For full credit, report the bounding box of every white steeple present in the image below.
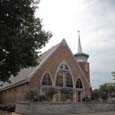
[74,30,89,62]
[78,30,82,53]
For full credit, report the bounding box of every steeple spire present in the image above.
[78,30,82,53]
[74,30,89,62]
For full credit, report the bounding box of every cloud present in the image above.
[81,1,115,89]
[91,71,113,89]
[36,0,115,88]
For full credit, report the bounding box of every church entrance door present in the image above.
[77,91,82,102]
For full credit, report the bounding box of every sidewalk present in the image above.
[11,111,115,115]
[68,111,115,115]
[12,113,22,115]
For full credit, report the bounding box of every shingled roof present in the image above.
[0,41,61,91]
[0,39,91,91]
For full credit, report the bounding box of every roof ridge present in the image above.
[0,39,65,91]
[27,41,62,81]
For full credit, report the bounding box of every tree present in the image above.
[99,83,115,99]
[91,89,99,100]
[99,84,108,101]
[0,0,52,82]
[91,83,115,102]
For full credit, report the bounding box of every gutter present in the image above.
[0,79,28,92]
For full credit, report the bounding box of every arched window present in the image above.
[76,79,83,88]
[42,73,52,85]
[66,72,73,87]
[56,64,73,87]
[56,70,63,86]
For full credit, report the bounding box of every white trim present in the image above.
[26,39,90,88]
[54,61,75,88]
[40,71,53,95]
[0,39,90,93]
[40,71,53,86]
[64,42,91,88]
[76,77,84,89]
[0,39,63,92]
[27,43,61,82]
[0,79,27,92]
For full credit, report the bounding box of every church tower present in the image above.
[74,30,90,83]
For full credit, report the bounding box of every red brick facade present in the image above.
[0,40,90,104]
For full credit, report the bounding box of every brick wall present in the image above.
[0,84,29,104]
[29,44,90,97]
[0,43,91,104]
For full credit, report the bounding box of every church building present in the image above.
[0,31,90,104]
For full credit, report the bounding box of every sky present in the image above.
[35,0,115,89]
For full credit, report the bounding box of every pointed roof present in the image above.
[0,39,90,91]
[0,41,61,91]
[78,30,82,53]
[75,30,89,58]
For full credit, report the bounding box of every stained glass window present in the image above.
[42,73,52,85]
[76,79,82,88]
[56,64,73,87]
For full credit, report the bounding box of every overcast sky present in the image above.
[36,0,115,89]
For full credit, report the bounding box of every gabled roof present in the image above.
[0,39,90,92]
[0,41,61,91]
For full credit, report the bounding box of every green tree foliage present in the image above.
[61,88,74,94]
[45,88,57,100]
[26,89,46,102]
[91,83,115,101]
[91,89,100,100]
[99,83,115,99]
[26,89,40,102]
[0,0,52,82]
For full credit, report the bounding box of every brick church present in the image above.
[0,31,91,104]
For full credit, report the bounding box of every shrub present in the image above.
[45,88,57,100]
[38,95,46,102]
[61,88,74,94]
[25,89,40,102]
[0,105,15,112]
